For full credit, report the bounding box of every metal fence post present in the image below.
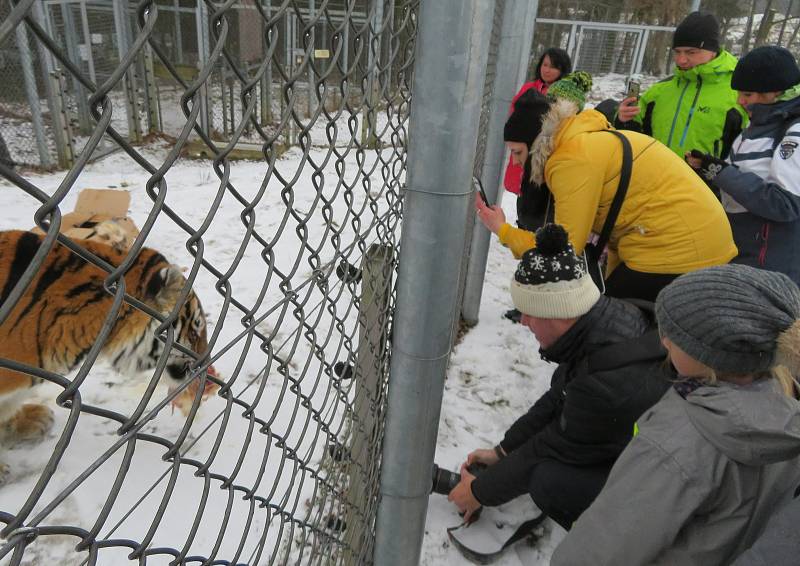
[373,1,494,565]
[15,21,52,168]
[307,0,315,118]
[461,0,538,325]
[142,45,161,133]
[78,0,97,85]
[361,0,383,149]
[59,0,92,134]
[50,69,76,168]
[261,0,273,125]
[635,28,650,75]
[343,243,393,565]
[113,0,142,142]
[195,0,211,135]
[32,1,70,168]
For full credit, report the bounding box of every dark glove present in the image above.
[689,149,727,182]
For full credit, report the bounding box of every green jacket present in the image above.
[625,51,747,158]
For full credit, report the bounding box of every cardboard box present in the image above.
[33,189,139,251]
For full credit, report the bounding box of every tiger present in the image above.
[0,229,217,477]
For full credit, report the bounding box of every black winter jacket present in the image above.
[471,296,672,507]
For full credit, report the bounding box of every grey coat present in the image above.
[551,379,800,566]
[731,495,800,566]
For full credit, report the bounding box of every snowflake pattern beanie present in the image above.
[510,224,600,319]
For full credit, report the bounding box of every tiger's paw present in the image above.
[2,404,54,445]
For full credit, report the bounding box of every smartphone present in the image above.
[626,80,641,100]
[473,176,490,206]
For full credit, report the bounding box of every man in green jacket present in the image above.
[616,11,747,159]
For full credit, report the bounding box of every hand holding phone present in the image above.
[617,80,642,122]
[626,80,640,100]
[473,177,491,206]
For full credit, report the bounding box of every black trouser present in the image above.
[527,460,611,530]
[604,263,680,303]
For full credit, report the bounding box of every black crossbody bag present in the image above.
[584,130,633,293]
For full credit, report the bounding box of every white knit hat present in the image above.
[510,224,600,319]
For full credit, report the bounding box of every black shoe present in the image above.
[504,308,522,323]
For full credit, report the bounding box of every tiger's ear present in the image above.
[145,265,185,311]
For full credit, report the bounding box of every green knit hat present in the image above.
[548,71,593,111]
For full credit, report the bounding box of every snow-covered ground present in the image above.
[0,71,644,565]
[0,135,404,564]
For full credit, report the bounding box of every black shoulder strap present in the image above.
[595,130,634,254]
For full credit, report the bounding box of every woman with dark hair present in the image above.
[532,47,572,93]
[504,48,573,205]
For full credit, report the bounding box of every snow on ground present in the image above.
[0,71,656,564]
[419,199,568,565]
[0,144,563,565]
[0,136,400,564]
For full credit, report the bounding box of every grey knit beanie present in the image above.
[656,264,800,375]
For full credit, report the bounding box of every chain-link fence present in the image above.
[2,0,406,170]
[0,0,417,563]
[0,0,55,168]
[531,18,676,79]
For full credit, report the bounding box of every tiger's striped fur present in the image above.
[0,230,211,450]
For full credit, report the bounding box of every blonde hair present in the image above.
[687,365,799,398]
[662,319,800,398]
[664,353,800,398]
[770,365,800,398]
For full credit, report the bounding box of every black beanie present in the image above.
[672,11,720,53]
[504,89,552,145]
[732,46,800,93]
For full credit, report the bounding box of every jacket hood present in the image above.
[674,49,738,84]
[686,379,800,465]
[528,100,610,185]
[749,91,800,126]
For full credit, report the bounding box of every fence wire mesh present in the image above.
[0,0,417,563]
[531,20,675,78]
[0,0,53,168]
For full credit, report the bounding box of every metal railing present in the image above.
[0,0,417,563]
[532,18,676,78]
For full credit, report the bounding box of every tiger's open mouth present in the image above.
[166,364,220,415]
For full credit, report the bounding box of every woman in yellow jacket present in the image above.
[478,90,737,301]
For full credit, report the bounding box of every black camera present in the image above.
[431,462,487,495]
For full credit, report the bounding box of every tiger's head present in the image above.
[138,264,218,407]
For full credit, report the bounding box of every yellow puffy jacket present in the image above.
[498,102,737,275]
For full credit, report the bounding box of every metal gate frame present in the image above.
[537,17,675,77]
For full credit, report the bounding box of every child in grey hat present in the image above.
[552,263,800,566]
